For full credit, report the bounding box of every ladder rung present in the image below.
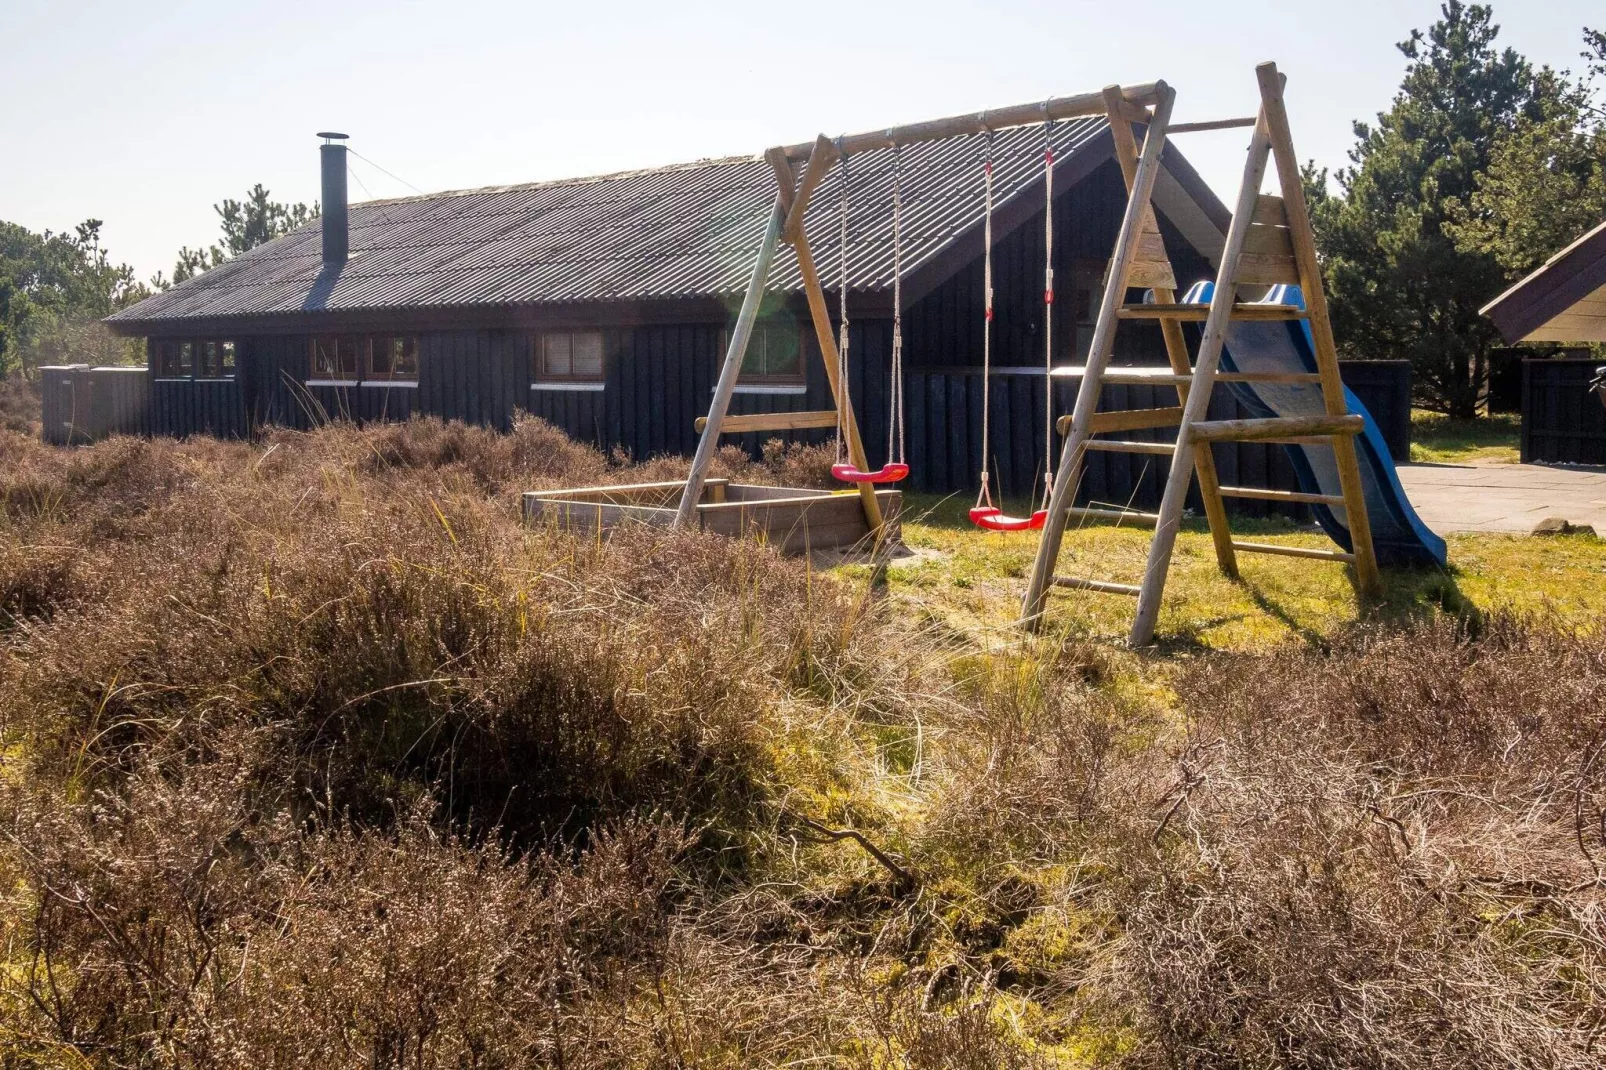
[1066,506,1159,526]
[1215,371,1323,384]
[695,410,840,433]
[1053,575,1142,596]
[1232,541,1356,564]
[1218,485,1345,506]
[1115,303,1308,322]
[1075,406,1185,434]
[1190,415,1363,443]
[1168,116,1259,134]
[1084,439,1176,456]
[1055,366,1191,385]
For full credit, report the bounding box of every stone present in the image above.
[1531,517,1597,537]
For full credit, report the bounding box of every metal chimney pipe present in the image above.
[318,132,349,266]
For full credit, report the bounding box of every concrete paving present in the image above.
[1396,462,1606,535]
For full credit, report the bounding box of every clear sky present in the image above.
[1,0,1597,282]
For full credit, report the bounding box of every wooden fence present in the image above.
[38,365,149,445]
[1523,358,1606,464]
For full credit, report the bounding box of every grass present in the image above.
[881,493,1606,653]
[1,418,1604,1068]
[1410,408,1522,464]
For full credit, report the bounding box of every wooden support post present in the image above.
[793,231,884,537]
[676,196,785,529]
[1098,85,1238,580]
[1021,82,1176,629]
[1128,110,1276,647]
[1255,62,1381,596]
[788,136,883,537]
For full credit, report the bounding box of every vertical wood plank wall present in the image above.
[1522,358,1606,464]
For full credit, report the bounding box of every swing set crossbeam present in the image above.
[776,83,1163,159]
[695,410,841,434]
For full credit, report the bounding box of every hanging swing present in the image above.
[969,118,1058,531]
[831,142,910,485]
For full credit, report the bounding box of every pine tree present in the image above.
[1445,28,1606,278]
[1313,2,1542,418]
[165,185,315,286]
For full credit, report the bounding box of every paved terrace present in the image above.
[1397,463,1606,535]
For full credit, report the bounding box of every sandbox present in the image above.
[522,479,901,555]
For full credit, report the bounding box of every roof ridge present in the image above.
[354,153,760,208]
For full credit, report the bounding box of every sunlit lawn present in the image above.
[862,492,1606,655]
[1410,409,1521,465]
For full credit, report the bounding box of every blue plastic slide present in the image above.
[1181,281,1447,567]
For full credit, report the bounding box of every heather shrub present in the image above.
[1090,617,1606,1069]
[0,374,39,435]
[3,421,1604,1068]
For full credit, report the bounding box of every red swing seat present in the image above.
[831,462,910,485]
[968,506,1047,531]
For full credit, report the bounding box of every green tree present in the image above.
[0,219,148,378]
[1311,2,1544,418]
[161,184,314,287]
[1445,28,1606,277]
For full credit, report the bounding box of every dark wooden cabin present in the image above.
[94,121,1405,504]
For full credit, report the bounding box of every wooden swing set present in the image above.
[525,61,1382,645]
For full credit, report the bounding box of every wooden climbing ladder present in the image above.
[1021,62,1383,646]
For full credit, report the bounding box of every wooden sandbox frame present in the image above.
[523,479,901,555]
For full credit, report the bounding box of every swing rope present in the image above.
[888,141,906,467]
[968,111,1059,532]
[830,140,910,486]
[1041,113,1055,511]
[835,139,851,468]
[975,128,996,512]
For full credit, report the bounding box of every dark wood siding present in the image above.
[38,365,149,445]
[904,160,1215,371]
[1523,358,1606,464]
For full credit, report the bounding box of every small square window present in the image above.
[310,335,359,380]
[537,331,604,381]
[367,335,419,380]
[733,324,804,383]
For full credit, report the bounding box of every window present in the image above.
[367,335,419,380]
[537,331,604,381]
[154,338,234,378]
[154,340,183,377]
[735,323,804,383]
[197,340,235,378]
[310,335,361,381]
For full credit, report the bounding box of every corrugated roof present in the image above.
[110,119,1110,326]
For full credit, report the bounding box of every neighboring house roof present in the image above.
[1482,218,1606,343]
[108,118,1229,332]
